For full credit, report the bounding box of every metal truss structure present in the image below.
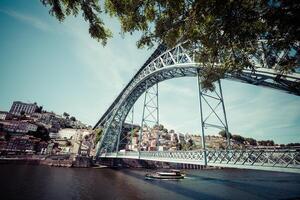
[138,83,159,151]
[100,149,300,174]
[197,74,231,165]
[126,107,134,151]
[94,43,300,172]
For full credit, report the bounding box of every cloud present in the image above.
[60,17,148,91]
[160,80,195,98]
[223,85,300,142]
[0,9,50,31]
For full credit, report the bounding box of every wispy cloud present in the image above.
[61,18,145,90]
[0,9,50,31]
[223,85,300,143]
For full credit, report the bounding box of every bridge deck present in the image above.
[100,149,300,174]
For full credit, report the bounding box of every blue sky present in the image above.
[0,0,299,144]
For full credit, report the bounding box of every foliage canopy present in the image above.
[94,128,103,144]
[41,0,299,89]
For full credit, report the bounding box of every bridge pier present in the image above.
[138,82,159,155]
[197,69,207,166]
[197,69,231,166]
[218,79,230,147]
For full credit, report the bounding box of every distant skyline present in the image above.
[0,0,299,144]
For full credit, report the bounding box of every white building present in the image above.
[158,146,168,151]
[71,129,93,155]
[26,123,38,132]
[9,101,38,116]
[0,111,10,120]
[49,132,59,139]
[59,146,71,154]
[58,128,77,139]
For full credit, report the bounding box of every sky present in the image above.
[0,0,299,144]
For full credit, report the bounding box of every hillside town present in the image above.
[0,101,96,167]
[122,125,288,152]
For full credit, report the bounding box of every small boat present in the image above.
[145,170,185,180]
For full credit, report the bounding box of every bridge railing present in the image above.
[207,149,300,169]
[140,150,205,161]
[99,149,300,173]
[100,151,139,158]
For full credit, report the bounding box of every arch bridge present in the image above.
[94,43,300,174]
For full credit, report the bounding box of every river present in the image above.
[0,165,299,200]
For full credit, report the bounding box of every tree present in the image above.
[187,138,194,147]
[157,124,164,131]
[42,0,299,90]
[258,140,275,146]
[173,135,179,144]
[40,0,112,45]
[245,137,257,146]
[94,128,103,144]
[287,143,300,147]
[131,127,139,137]
[182,138,194,150]
[5,133,11,141]
[176,142,182,150]
[218,130,232,139]
[232,134,245,144]
[70,116,76,121]
[66,141,72,146]
[35,106,43,113]
[28,125,50,141]
[63,112,70,119]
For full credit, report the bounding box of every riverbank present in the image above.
[0,156,221,170]
[0,155,91,168]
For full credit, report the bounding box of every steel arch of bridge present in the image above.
[95,43,300,173]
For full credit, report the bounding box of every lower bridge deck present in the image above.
[99,149,300,174]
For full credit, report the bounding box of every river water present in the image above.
[0,165,299,200]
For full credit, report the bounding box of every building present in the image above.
[0,131,7,152]
[171,132,178,143]
[70,129,93,155]
[0,121,28,134]
[49,132,59,139]
[0,121,38,134]
[58,146,71,154]
[57,128,77,139]
[6,135,36,153]
[0,111,12,120]
[177,133,185,144]
[36,141,48,154]
[189,135,202,146]
[46,143,55,154]
[26,123,38,132]
[9,101,38,116]
[205,135,226,149]
[158,146,168,151]
[0,141,7,151]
